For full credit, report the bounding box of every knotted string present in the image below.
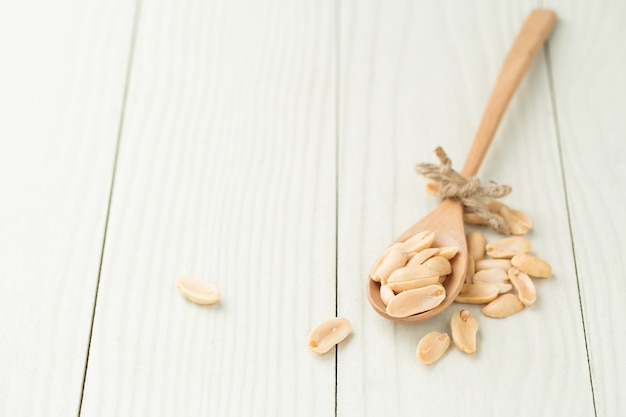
[415,147,512,234]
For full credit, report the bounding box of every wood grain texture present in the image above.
[545,1,626,415]
[337,1,594,416]
[0,1,135,416]
[79,0,336,416]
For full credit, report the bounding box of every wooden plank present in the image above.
[545,1,626,415]
[337,1,595,415]
[79,0,337,415]
[0,1,136,416]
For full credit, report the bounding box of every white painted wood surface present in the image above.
[0,1,135,415]
[79,0,337,416]
[1,1,624,416]
[545,1,626,416]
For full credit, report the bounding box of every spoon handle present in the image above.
[460,9,557,177]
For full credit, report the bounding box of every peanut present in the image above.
[467,231,486,261]
[175,276,220,305]
[473,268,508,284]
[455,283,499,304]
[406,247,439,267]
[450,310,478,354]
[402,231,436,253]
[386,284,446,318]
[308,317,352,355]
[422,256,452,277]
[511,254,552,278]
[416,331,450,364]
[482,294,524,318]
[486,200,532,235]
[386,265,439,293]
[475,258,512,272]
[485,236,531,259]
[370,242,410,283]
[508,267,536,306]
[438,246,459,260]
[379,284,395,306]
[466,256,475,284]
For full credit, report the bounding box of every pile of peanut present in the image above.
[369,231,458,318]
[460,232,551,315]
[416,230,552,365]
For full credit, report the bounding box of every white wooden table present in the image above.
[1,1,624,416]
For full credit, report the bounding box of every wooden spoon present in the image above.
[367,9,557,323]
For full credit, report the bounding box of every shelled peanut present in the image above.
[455,231,552,318]
[369,231,458,318]
[416,309,478,365]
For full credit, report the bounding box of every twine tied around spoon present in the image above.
[415,146,512,235]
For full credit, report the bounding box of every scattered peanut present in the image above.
[467,231,486,261]
[508,267,536,306]
[511,254,552,278]
[485,236,531,259]
[450,310,478,354]
[175,276,220,305]
[482,294,524,318]
[416,332,450,364]
[475,258,512,272]
[466,256,475,284]
[308,317,352,355]
[455,283,499,304]
[473,268,508,284]
[473,268,512,294]
[486,200,532,235]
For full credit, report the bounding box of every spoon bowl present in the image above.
[367,199,467,322]
[366,9,557,323]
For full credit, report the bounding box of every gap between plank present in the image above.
[76,0,143,415]
[334,1,341,417]
[543,42,598,417]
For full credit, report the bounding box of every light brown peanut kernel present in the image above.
[386,265,439,293]
[386,284,446,318]
[466,256,475,284]
[380,284,395,306]
[475,258,512,272]
[422,256,452,277]
[485,237,531,259]
[402,231,436,253]
[486,200,532,235]
[473,268,508,284]
[406,247,439,267]
[455,283,499,304]
[416,331,450,364]
[450,310,478,354]
[508,267,536,306]
[482,294,524,318]
[370,242,410,283]
[308,317,352,355]
[175,276,221,305]
[438,246,459,260]
[467,231,486,261]
[511,254,552,278]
